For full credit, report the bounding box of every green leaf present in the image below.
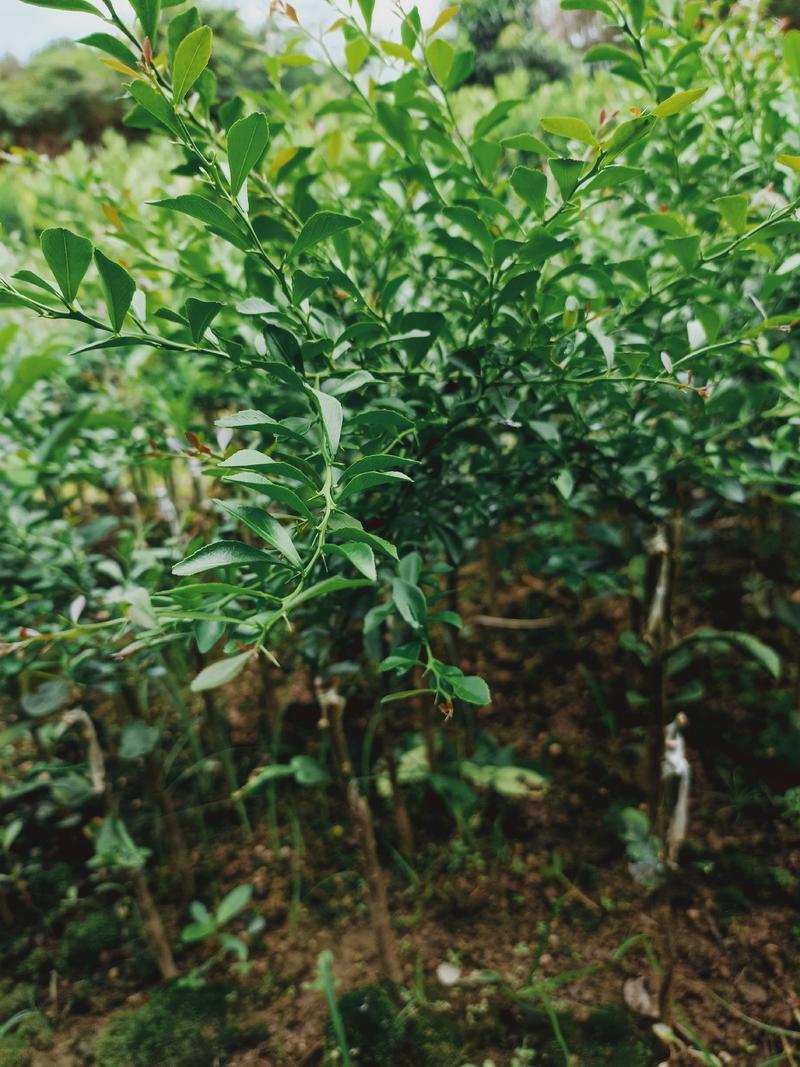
[541,115,598,146]
[288,577,372,608]
[451,675,491,705]
[561,0,613,14]
[392,577,427,629]
[714,194,748,235]
[172,25,212,103]
[79,33,139,68]
[172,540,278,576]
[777,154,800,172]
[215,501,302,567]
[426,38,454,85]
[289,755,332,787]
[501,133,553,156]
[510,166,547,215]
[168,6,200,64]
[784,29,800,82]
[21,679,70,717]
[445,47,474,90]
[190,651,251,692]
[582,165,643,192]
[20,0,101,13]
[40,228,92,304]
[130,0,160,41]
[216,884,253,924]
[94,250,135,332]
[549,157,584,201]
[652,86,709,118]
[664,234,701,272]
[90,817,149,871]
[181,918,217,942]
[221,473,314,522]
[119,721,160,760]
[128,81,182,136]
[237,765,294,797]
[345,37,370,75]
[554,469,574,500]
[677,630,781,679]
[310,387,343,455]
[583,43,636,64]
[327,541,377,580]
[334,526,398,560]
[338,470,412,499]
[288,211,362,259]
[227,112,269,195]
[356,0,375,29]
[185,298,223,342]
[150,195,247,248]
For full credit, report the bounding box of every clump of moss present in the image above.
[403,1006,462,1067]
[541,1003,653,1067]
[57,910,121,973]
[329,985,403,1066]
[27,862,73,909]
[0,1034,29,1067]
[0,981,35,1020]
[94,983,243,1067]
[0,1013,53,1067]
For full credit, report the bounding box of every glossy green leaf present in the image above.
[40,228,92,304]
[714,194,748,235]
[227,112,269,195]
[426,38,454,85]
[172,26,212,103]
[288,211,362,259]
[150,195,246,247]
[549,157,584,201]
[185,298,223,342]
[391,577,427,629]
[541,115,597,146]
[652,86,709,118]
[501,133,553,156]
[215,500,302,567]
[172,540,278,576]
[310,387,343,456]
[130,0,160,41]
[190,651,251,692]
[128,81,182,136]
[94,250,135,332]
[20,0,101,13]
[79,33,139,68]
[451,675,491,705]
[327,541,376,580]
[510,166,547,215]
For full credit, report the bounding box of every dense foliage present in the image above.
[1,0,800,1062]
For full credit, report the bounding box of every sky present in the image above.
[2,0,442,60]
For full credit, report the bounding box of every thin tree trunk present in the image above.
[145,753,194,901]
[132,869,178,980]
[319,679,402,984]
[347,780,402,983]
[642,515,682,1024]
[381,718,414,858]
